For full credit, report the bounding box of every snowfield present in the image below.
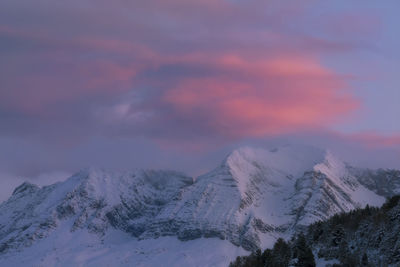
[1,227,247,267]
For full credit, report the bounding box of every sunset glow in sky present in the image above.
[1,0,400,183]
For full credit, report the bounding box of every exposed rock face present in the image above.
[350,167,400,197]
[0,145,398,256]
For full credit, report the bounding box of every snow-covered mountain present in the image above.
[0,145,398,266]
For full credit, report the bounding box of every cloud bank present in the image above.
[0,0,399,180]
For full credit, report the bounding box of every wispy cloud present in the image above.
[0,0,366,144]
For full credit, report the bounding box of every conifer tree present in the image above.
[361,252,369,266]
[295,233,316,267]
[272,238,291,267]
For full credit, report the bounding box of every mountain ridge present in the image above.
[0,145,399,266]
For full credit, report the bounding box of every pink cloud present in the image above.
[162,54,358,138]
[348,132,400,147]
[0,21,360,140]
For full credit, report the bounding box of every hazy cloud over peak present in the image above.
[0,0,399,184]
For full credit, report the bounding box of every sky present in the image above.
[1,0,400,200]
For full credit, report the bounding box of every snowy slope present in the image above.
[0,227,247,267]
[0,145,398,266]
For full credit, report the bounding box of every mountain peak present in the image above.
[11,181,39,196]
[59,167,194,207]
[223,144,329,179]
